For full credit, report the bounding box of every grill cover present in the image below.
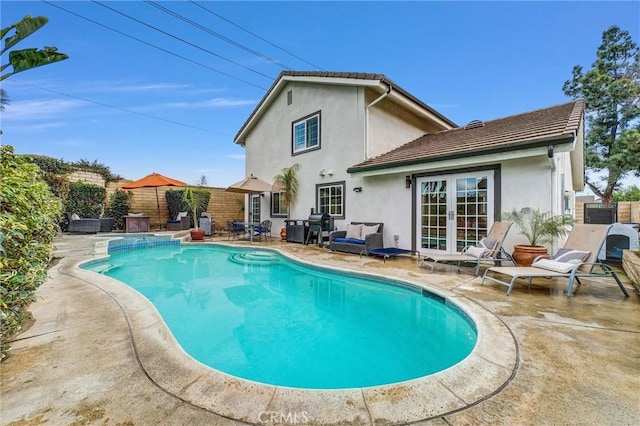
[308,212,332,231]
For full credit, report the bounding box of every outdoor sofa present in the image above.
[65,212,100,234]
[329,222,384,255]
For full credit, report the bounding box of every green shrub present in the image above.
[104,189,133,230]
[166,189,210,227]
[64,181,106,218]
[25,154,123,183]
[26,154,73,176]
[0,145,62,360]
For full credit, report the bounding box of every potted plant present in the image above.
[182,187,208,241]
[502,207,575,266]
[273,164,300,241]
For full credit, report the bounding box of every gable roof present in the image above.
[347,99,585,173]
[234,71,458,145]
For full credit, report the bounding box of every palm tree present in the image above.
[273,164,300,219]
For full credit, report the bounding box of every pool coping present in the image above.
[71,242,518,425]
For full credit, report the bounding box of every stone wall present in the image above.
[106,182,244,231]
[67,170,105,187]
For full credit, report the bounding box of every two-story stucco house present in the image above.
[234,71,585,254]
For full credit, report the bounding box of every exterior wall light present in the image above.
[405,175,412,188]
[353,187,363,193]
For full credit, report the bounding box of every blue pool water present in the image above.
[83,245,477,389]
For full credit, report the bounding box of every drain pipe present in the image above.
[548,144,558,251]
[548,145,557,215]
[365,83,392,159]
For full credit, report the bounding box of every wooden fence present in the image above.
[575,201,640,224]
[106,181,244,231]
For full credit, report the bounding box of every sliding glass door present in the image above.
[417,172,494,254]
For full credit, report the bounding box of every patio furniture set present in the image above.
[227,220,272,242]
[66,213,114,234]
[297,219,628,298]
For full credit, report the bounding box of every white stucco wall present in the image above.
[240,79,580,255]
[367,97,436,159]
[242,81,445,239]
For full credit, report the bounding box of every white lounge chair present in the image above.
[481,224,629,297]
[420,222,514,275]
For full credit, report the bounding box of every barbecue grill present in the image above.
[305,212,334,246]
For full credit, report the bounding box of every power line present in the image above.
[189,0,324,71]
[9,79,231,135]
[145,0,293,70]
[91,0,274,80]
[41,0,268,91]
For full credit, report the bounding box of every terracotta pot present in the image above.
[190,229,206,241]
[512,245,549,266]
[280,227,287,241]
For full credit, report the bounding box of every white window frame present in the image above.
[317,181,345,219]
[292,111,320,155]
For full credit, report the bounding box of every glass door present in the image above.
[417,172,493,254]
[250,194,261,224]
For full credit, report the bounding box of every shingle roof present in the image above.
[347,99,585,173]
[234,71,457,144]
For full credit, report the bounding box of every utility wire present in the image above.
[91,0,274,80]
[9,79,230,135]
[145,0,292,70]
[189,0,324,71]
[41,0,268,91]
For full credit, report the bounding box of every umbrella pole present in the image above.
[155,187,161,231]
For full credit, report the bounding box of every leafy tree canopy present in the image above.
[613,185,640,202]
[563,26,640,203]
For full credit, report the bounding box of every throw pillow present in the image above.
[345,224,363,239]
[71,213,80,220]
[360,224,380,239]
[129,212,144,217]
[552,249,590,264]
[532,259,576,274]
[176,211,188,220]
[479,237,497,250]
[466,246,487,258]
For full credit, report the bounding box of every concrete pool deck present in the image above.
[1,232,639,425]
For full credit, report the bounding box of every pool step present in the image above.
[229,251,280,265]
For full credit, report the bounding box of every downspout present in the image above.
[365,83,392,159]
[548,144,558,250]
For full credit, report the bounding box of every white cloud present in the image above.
[2,99,86,121]
[7,121,70,133]
[160,98,256,109]
[106,83,190,92]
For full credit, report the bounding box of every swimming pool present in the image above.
[83,244,477,389]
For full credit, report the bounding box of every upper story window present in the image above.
[292,111,320,155]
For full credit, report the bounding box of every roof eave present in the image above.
[347,134,576,174]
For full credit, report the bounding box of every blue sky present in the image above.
[1,0,639,190]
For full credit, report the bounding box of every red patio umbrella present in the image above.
[122,172,187,229]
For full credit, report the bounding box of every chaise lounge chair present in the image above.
[481,224,629,297]
[420,222,514,275]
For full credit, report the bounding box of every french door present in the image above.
[250,195,261,224]
[417,172,494,254]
